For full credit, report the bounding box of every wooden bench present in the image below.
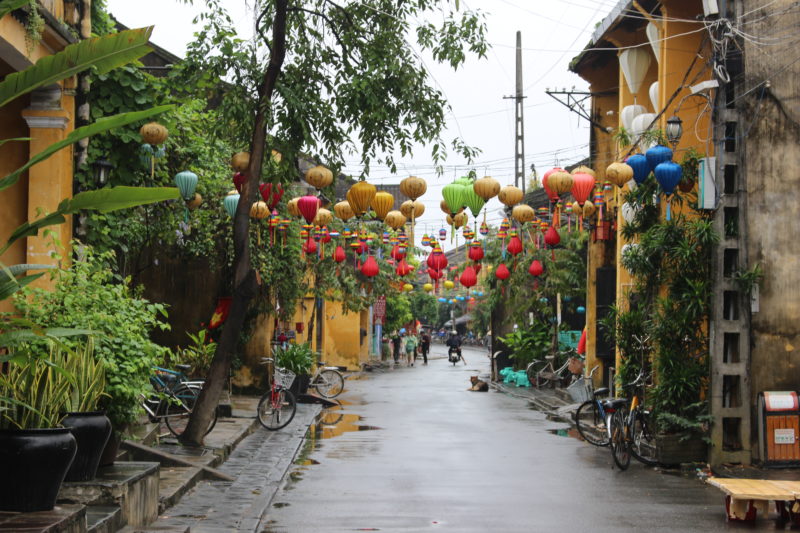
[706,477,800,522]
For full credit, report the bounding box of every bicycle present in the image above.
[142,364,218,438]
[574,365,614,446]
[610,369,658,470]
[526,349,583,388]
[309,361,345,399]
[257,358,297,430]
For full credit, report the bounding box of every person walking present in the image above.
[403,331,418,366]
[419,329,431,365]
[391,330,403,364]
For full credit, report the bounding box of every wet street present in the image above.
[260,345,769,532]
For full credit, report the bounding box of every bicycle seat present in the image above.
[602,398,628,410]
[175,364,192,372]
[545,355,555,361]
[593,387,610,397]
[260,357,274,364]
[318,361,326,366]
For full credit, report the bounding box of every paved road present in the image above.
[259,345,773,532]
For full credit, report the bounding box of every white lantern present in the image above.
[619,47,652,96]
[631,112,658,146]
[620,104,647,130]
[649,81,659,112]
[646,22,661,63]
[621,202,637,224]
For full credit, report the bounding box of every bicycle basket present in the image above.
[274,368,296,389]
[566,377,591,403]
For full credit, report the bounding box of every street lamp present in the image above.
[665,115,683,149]
[92,159,114,184]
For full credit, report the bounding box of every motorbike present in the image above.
[448,345,462,365]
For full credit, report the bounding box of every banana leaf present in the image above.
[0,273,44,301]
[0,263,52,283]
[0,27,154,108]
[0,328,96,354]
[0,137,31,147]
[1,186,178,255]
[0,0,29,19]
[0,105,174,192]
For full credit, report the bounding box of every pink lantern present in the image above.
[297,195,320,224]
[571,173,596,207]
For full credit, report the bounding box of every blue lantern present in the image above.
[539,297,548,303]
[577,306,586,314]
[627,154,650,184]
[174,171,198,201]
[645,144,672,172]
[223,193,240,218]
[654,161,683,220]
[438,297,447,303]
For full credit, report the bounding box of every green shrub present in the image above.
[15,246,169,429]
[274,343,315,376]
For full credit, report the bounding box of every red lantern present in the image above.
[428,267,443,280]
[233,172,246,192]
[528,259,543,288]
[302,237,317,255]
[333,245,346,263]
[356,241,369,254]
[426,250,448,271]
[507,235,523,256]
[396,258,413,277]
[571,173,596,206]
[474,263,482,275]
[260,183,284,210]
[391,245,405,262]
[495,263,511,280]
[361,255,379,277]
[544,225,560,260]
[460,266,477,288]
[468,242,484,262]
[541,168,562,202]
[298,195,320,224]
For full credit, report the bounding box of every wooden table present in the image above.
[706,477,800,522]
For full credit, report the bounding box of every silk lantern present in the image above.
[304,165,333,189]
[546,170,573,197]
[528,259,544,290]
[347,181,377,216]
[571,165,596,178]
[620,104,647,130]
[400,200,424,220]
[174,171,198,201]
[571,172,596,206]
[400,176,427,200]
[646,22,661,63]
[313,208,332,226]
[495,263,511,281]
[654,161,683,220]
[334,200,354,221]
[442,182,467,215]
[473,176,500,201]
[396,258,413,277]
[627,154,650,184]
[287,197,301,217]
[507,235,523,256]
[631,113,658,143]
[646,144,673,171]
[302,237,317,255]
[250,201,269,219]
[541,168,563,202]
[619,47,652,96]
[512,204,535,224]
[606,162,634,188]
[460,266,477,288]
[298,195,320,224]
[384,210,407,230]
[468,241,484,262]
[544,225,560,260]
[333,245,346,263]
[223,193,240,218]
[498,185,524,207]
[360,255,379,277]
[649,81,660,112]
[424,283,433,292]
[463,185,486,218]
[371,191,394,221]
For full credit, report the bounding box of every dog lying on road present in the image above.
[469,375,489,392]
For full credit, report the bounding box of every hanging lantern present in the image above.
[302,237,317,255]
[462,226,475,240]
[606,162,634,188]
[423,282,433,292]
[371,191,394,221]
[400,175,427,200]
[312,226,323,242]
[498,185,523,207]
[544,226,560,248]
[507,235,523,256]
[174,171,198,201]
[462,184,486,218]
[460,266,477,288]
[528,259,544,277]
[649,81,660,112]
[384,210,407,230]
[232,172,246,193]
[645,144,673,171]
[391,245,405,262]
[495,263,511,281]
[333,200,354,221]
[287,197,301,217]
[439,199,452,216]
[620,104,648,130]
[631,113,658,144]
[333,245,346,263]
[654,161,683,220]
[442,181,467,215]
[541,168,561,202]
[468,240,484,262]
[473,176,500,201]
[400,200,424,220]
[321,226,332,243]
[479,222,489,236]
[297,195,320,224]
[313,208,332,226]
[347,181,377,216]
[571,173,596,206]
[571,166,596,178]
[427,248,448,271]
[231,151,250,172]
[140,122,168,145]
[343,228,353,239]
[402,283,414,292]
[421,234,431,247]
[396,258,413,277]
[627,154,651,184]
[223,193,240,218]
[438,228,447,241]
[259,183,284,209]
[619,47,652,96]
[646,22,661,63]
[304,165,334,189]
[186,193,202,210]
[511,204,535,224]
[250,201,269,219]
[443,280,455,290]
[582,201,597,218]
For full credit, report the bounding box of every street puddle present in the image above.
[547,427,582,440]
[272,502,290,508]
[311,412,382,440]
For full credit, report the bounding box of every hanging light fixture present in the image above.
[665,115,684,149]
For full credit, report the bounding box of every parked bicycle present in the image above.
[142,365,218,437]
[526,349,583,388]
[309,361,345,399]
[257,357,297,430]
[574,366,617,446]
[610,369,658,470]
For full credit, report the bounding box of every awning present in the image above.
[443,314,472,327]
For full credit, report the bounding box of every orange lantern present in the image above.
[347,181,377,216]
[139,122,168,145]
[371,191,394,221]
[400,176,427,200]
[333,200,354,221]
[231,151,250,172]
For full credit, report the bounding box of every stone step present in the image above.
[86,505,123,533]
[157,466,204,513]
[0,504,86,532]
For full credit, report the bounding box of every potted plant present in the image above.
[56,339,112,482]
[0,347,77,512]
[679,147,702,193]
[274,343,314,396]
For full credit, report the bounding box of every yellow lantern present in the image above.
[498,185,523,207]
[473,176,501,201]
[227,189,239,196]
[400,176,427,201]
[452,212,468,229]
[313,208,332,226]
[347,181,377,216]
[250,201,269,219]
[403,283,414,292]
[547,170,573,196]
[187,193,202,210]
[583,201,597,218]
[139,122,168,145]
[287,197,301,217]
[231,152,250,172]
[512,204,535,224]
[384,210,407,230]
[305,165,334,189]
[423,283,433,292]
[400,200,424,219]
[444,280,455,290]
[570,201,582,216]
[571,165,596,178]
[371,191,394,221]
[605,162,634,188]
[334,200,354,221]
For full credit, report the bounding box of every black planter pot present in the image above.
[62,411,112,482]
[0,427,77,512]
[290,374,311,397]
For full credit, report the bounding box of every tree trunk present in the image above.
[179,1,288,446]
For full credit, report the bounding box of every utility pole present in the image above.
[504,31,526,194]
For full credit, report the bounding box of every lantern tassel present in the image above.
[666,195,672,221]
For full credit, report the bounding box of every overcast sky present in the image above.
[108,0,620,248]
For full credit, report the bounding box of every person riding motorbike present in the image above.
[446,331,466,365]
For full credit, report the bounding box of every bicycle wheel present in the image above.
[575,401,610,447]
[164,385,218,437]
[629,409,659,466]
[257,388,297,430]
[526,360,549,388]
[610,410,631,471]
[314,369,345,399]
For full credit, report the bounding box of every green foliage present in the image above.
[499,325,551,370]
[733,263,763,297]
[274,342,315,376]
[14,247,170,428]
[385,292,412,334]
[55,338,108,413]
[656,402,713,442]
[409,291,438,326]
[171,330,217,379]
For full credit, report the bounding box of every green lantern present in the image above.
[223,193,240,218]
[442,182,466,216]
[462,184,485,218]
[174,171,198,201]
